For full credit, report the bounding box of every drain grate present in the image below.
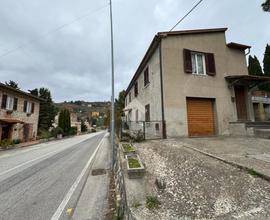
[91,169,107,176]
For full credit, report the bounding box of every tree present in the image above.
[248,55,263,76]
[29,88,39,96]
[30,88,57,132]
[262,0,270,11]
[81,120,88,132]
[5,80,19,89]
[115,90,126,116]
[263,44,270,76]
[58,109,71,135]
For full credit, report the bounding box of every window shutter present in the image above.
[1,94,7,109]
[31,103,35,113]
[206,53,216,76]
[183,49,192,73]
[23,100,27,112]
[13,98,18,110]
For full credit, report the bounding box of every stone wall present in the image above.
[0,88,40,141]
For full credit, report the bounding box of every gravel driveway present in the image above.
[128,139,270,220]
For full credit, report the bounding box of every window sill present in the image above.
[192,73,208,77]
[6,110,13,114]
[26,113,32,117]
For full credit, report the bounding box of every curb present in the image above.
[182,144,270,182]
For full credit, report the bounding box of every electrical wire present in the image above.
[169,0,204,32]
[0,3,110,59]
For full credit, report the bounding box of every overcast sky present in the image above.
[0,0,269,102]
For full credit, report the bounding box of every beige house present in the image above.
[124,28,270,138]
[0,83,41,142]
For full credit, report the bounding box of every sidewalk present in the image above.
[72,134,111,220]
[179,137,270,181]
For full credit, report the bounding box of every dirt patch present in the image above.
[129,139,270,219]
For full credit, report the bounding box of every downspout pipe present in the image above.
[159,39,167,139]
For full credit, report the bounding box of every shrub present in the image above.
[132,130,144,142]
[12,139,21,145]
[51,126,64,137]
[0,139,14,150]
[146,195,161,209]
[39,130,52,139]
[68,127,77,136]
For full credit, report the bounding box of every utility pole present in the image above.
[109,0,115,168]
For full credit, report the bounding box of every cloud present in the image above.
[0,0,269,102]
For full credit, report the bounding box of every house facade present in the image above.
[124,28,270,138]
[0,83,41,142]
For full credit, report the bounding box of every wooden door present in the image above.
[235,86,247,121]
[187,98,215,137]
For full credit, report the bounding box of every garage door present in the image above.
[186,98,215,137]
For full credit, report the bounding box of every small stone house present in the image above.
[124,28,270,138]
[0,83,42,142]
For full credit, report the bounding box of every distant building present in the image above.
[0,83,42,142]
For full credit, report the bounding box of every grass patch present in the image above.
[122,143,135,152]
[132,200,142,208]
[146,195,161,209]
[247,168,263,178]
[128,158,141,168]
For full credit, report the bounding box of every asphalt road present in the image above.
[0,132,106,220]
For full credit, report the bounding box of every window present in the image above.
[183,49,216,76]
[1,95,17,111]
[6,96,14,110]
[136,109,139,122]
[191,53,206,75]
[144,67,150,86]
[134,82,138,97]
[24,100,34,114]
[145,104,150,122]
[129,92,131,103]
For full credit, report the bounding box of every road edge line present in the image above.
[50,133,106,220]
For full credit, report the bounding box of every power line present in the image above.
[170,0,204,32]
[0,3,110,59]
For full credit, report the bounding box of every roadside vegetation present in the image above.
[145,195,161,209]
[128,158,141,168]
[122,143,135,153]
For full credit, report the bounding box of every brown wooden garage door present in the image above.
[186,98,215,137]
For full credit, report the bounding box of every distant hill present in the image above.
[55,101,111,121]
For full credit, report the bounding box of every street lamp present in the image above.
[109,0,115,168]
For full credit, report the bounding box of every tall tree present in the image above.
[248,55,263,76]
[263,44,270,76]
[29,88,39,96]
[115,90,126,115]
[262,0,270,11]
[5,80,19,89]
[58,109,71,135]
[30,88,57,131]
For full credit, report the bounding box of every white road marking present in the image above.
[50,135,105,220]
[0,149,62,176]
[0,132,104,176]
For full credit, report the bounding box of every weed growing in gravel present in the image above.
[146,195,161,209]
[247,168,263,178]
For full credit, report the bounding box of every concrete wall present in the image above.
[0,88,40,141]
[161,32,249,137]
[125,47,162,122]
